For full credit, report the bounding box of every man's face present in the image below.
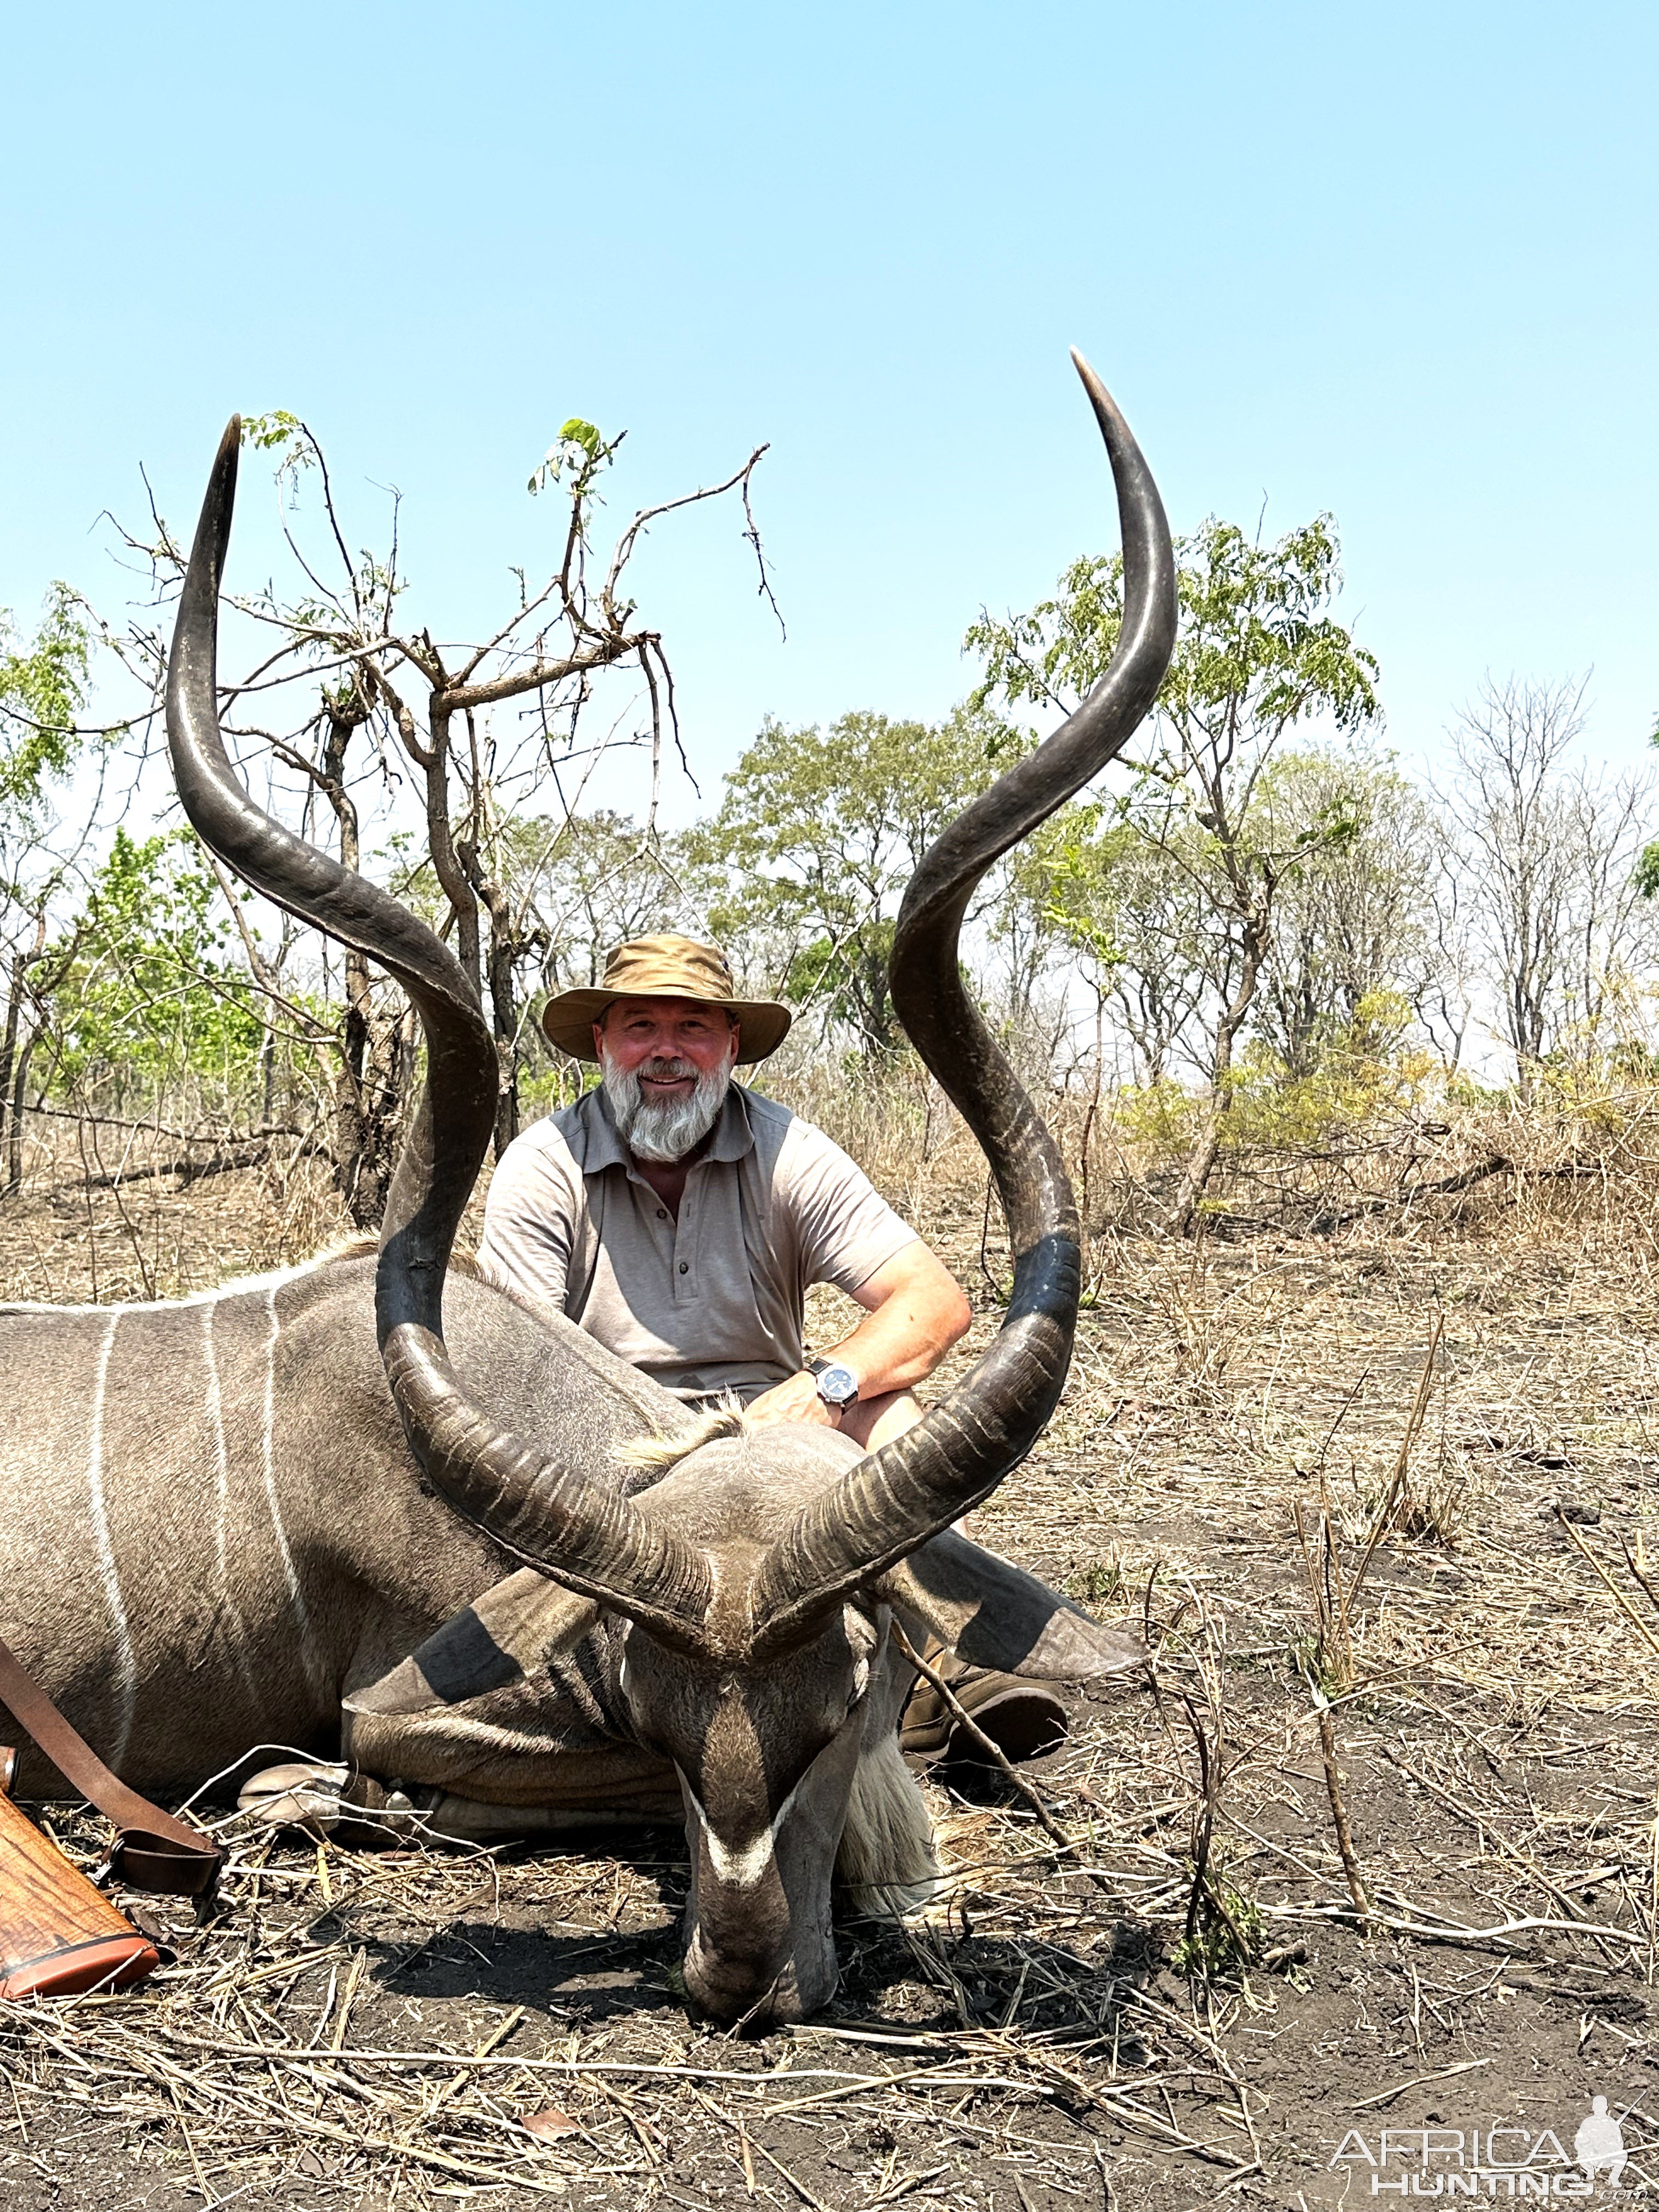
[596,997,740,1164]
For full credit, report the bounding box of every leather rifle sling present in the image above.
[0,1636,222,1898]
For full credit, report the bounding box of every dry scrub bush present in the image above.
[14,1028,1659,1315]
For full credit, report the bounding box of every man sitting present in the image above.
[476,934,1066,1765]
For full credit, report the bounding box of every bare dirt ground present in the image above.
[1,1130,1657,2210]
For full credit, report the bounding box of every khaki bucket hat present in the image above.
[539,934,793,1064]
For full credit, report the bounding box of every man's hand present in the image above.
[744,1370,841,1429]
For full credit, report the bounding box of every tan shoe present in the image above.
[899,1648,1068,1771]
[236,1760,422,1847]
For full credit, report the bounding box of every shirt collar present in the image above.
[574,1081,755,1177]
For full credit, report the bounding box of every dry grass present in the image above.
[5,1088,1659,2205]
[0,1108,353,1304]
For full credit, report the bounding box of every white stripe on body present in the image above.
[202,1299,258,1696]
[87,1311,138,1770]
[202,1299,231,1592]
[261,1284,323,1690]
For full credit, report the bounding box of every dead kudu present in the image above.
[0,359,1176,2023]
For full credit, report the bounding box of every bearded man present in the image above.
[476,935,1068,1766]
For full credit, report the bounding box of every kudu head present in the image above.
[166,360,1176,2024]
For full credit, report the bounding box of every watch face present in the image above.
[816,1363,859,1407]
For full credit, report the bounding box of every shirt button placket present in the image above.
[674,1170,697,1301]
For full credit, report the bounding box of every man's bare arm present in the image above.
[744,1241,973,1431]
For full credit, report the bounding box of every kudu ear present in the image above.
[875,1530,1146,1681]
[346,1568,602,1718]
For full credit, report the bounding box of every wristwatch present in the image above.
[808,1357,860,1417]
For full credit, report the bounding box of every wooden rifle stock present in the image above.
[0,1634,222,1999]
[0,1753,160,2000]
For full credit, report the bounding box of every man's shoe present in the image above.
[899,1650,1068,1771]
[238,1761,424,1847]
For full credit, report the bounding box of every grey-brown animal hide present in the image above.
[0,1251,681,1801]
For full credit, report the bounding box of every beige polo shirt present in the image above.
[475,1085,919,1401]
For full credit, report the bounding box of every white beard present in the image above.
[601,1049,733,1163]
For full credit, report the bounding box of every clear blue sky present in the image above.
[4,0,1655,819]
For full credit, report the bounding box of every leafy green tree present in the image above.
[1011,799,1209,1085]
[49,828,264,1110]
[969,516,1382,1231]
[0,590,96,1189]
[1251,751,1437,1077]
[695,707,1024,1058]
[0,587,91,817]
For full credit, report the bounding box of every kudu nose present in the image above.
[681,1931,835,2029]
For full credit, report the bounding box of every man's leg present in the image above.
[837,1390,923,1453]
[829,1395,1068,1771]
[837,1392,973,1536]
